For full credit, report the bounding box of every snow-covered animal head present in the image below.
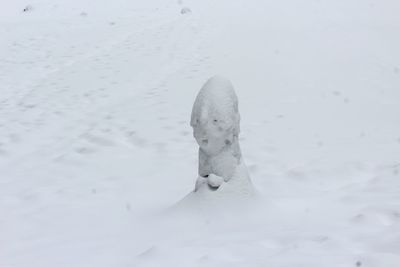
[191,76,240,156]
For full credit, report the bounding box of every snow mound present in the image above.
[179,76,255,206]
[190,75,241,158]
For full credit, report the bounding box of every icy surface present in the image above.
[1,0,400,266]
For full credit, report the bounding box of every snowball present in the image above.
[207,174,224,188]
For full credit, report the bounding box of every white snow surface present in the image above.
[1,0,400,266]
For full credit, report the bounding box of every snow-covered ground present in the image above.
[1,0,400,266]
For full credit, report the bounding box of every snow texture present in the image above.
[188,76,254,197]
[1,0,400,266]
[180,7,191,15]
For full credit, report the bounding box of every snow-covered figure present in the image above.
[189,76,254,197]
